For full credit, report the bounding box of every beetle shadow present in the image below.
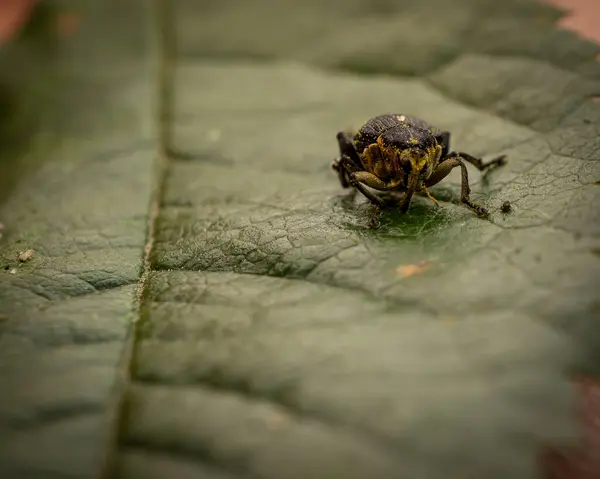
[332,188,455,238]
[378,201,454,238]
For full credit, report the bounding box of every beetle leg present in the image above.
[451,151,507,171]
[334,132,362,189]
[332,152,363,189]
[351,165,413,217]
[368,205,382,229]
[435,131,451,158]
[338,157,383,205]
[336,154,362,176]
[351,171,401,191]
[426,156,489,217]
[347,174,385,207]
[336,131,362,168]
[397,172,419,213]
[331,158,351,188]
[337,156,384,228]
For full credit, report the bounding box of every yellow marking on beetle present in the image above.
[404,144,439,176]
[395,115,406,122]
[376,136,398,159]
[410,155,427,172]
[409,137,419,144]
[389,178,404,188]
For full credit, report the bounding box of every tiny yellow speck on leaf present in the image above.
[55,11,82,37]
[265,411,290,431]
[443,316,457,327]
[395,260,431,278]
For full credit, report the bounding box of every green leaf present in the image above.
[1,0,600,478]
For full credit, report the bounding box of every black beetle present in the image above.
[332,114,506,228]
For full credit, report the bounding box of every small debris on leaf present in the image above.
[265,411,290,431]
[443,316,457,327]
[55,11,81,37]
[18,249,35,262]
[501,201,512,213]
[206,129,221,142]
[396,260,431,278]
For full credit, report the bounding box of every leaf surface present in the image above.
[1,0,599,478]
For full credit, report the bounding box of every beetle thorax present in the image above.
[381,125,433,151]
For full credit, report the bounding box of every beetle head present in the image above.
[399,145,442,181]
[378,134,442,183]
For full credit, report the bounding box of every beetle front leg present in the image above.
[351,171,401,191]
[346,173,385,208]
[426,156,489,217]
[338,157,384,228]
